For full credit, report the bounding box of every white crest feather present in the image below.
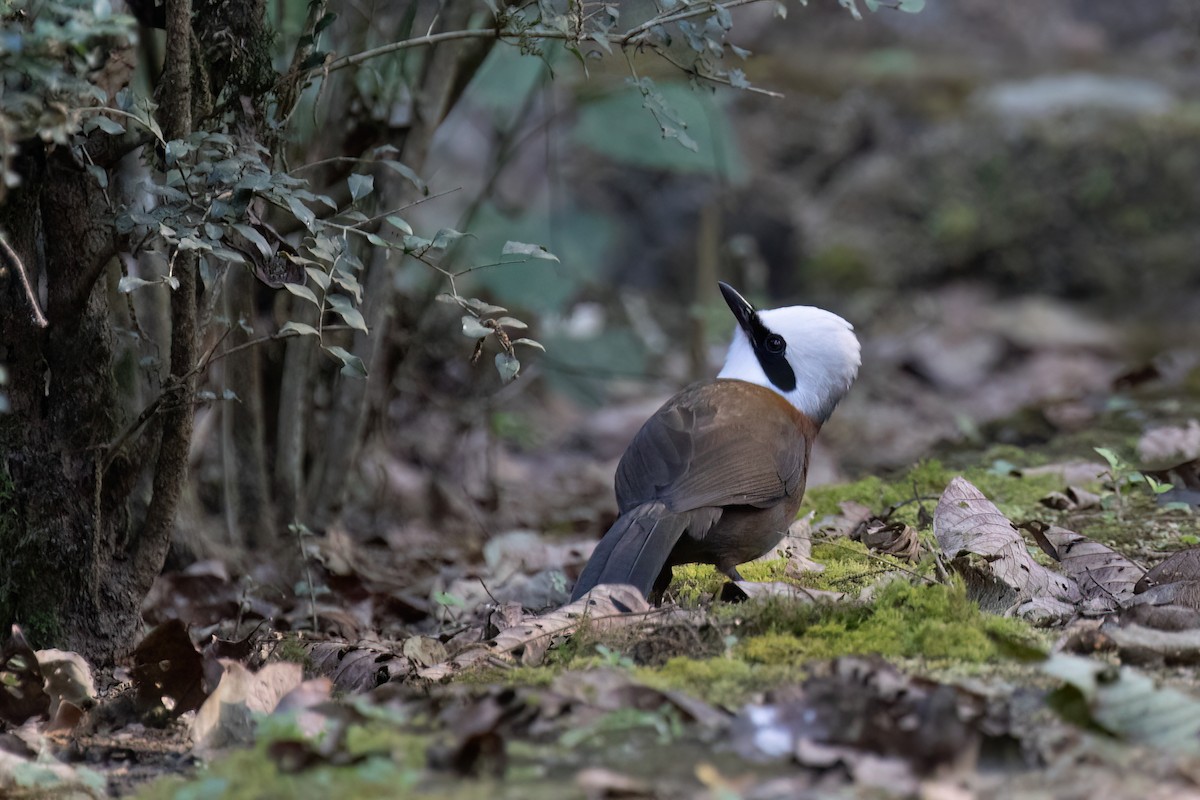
[717,305,861,422]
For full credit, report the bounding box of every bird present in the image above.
[570,282,861,602]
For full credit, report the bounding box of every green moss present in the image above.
[668,558,789,604]
[273,635,312,669]
[462,665,559,689]
[802,459,1064,527]
[635,656,806,708]
[736,580,1037,665]
[796,540,909,593]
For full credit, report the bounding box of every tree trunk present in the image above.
[0,0,197,663]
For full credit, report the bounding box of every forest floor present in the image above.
[6,291,1200,800]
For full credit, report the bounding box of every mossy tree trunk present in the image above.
[0,0,198,663]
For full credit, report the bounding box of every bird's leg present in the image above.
[649,565,674,604]
[721,566,745,583]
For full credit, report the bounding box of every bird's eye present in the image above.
[764,334,785,354]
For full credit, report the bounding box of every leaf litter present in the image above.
[9,467,1200,797]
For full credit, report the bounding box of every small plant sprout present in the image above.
[1094,446,1174,521]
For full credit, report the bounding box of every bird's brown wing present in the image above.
[614,380,814,523]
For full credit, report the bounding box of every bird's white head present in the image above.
[716,282,860,423]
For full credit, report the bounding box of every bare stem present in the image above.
[0,233,48,328]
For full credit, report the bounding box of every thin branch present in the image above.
[101,322,356,475]
[318,28,500,77]
[0,233,48,328]
[619,0,765,44]
[316,0,770,77]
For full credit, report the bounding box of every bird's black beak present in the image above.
[718,281,756,334]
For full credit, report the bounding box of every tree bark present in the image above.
[0,0,199,663]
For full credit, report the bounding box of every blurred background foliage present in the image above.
[6,0,1200,578]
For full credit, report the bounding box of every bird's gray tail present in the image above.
[570,503,689,601]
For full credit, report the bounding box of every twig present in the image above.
[101,323,353,475]
[0,233,48,328]
[291,522,320,633]
[314,0,772,78]
[621,0,764,44]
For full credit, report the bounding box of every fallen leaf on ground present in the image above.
[131,619,208,722]
[0,626,49,726]
[1135,548,1200,594]
[1039,486,1102,511]
[35,648,95,731]
[0,748,106,797]
[306,641,412,692]
[1045,653,1200,752]
[730,657,995,788]
[1087,623,1200,665]
[1025,523,1143,607]
[858,520,923,562]
[191,661,303,754]
[1138,420,1200,464]
[933,477,1079,616]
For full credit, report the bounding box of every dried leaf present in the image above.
[1136,548,1200,594]
[191,661,303,754]
[1039,486,1102,511]
[401,636,448,668]
[1026,524,1143,606]
[0,626,49,726]
[1139,420,1200,464]
[933,477,1079,613]
[307,642,411,692]
[131,619,208,722]
[860,521,923,563]
[35,649,95,729]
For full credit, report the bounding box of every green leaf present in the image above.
[347,173,374,202]
[365,232,389,248]
[402,234,431,253]
[305,267,331,290]
[233,224,272,257]
[282,281,321,306]
[462,316,492,338]
[331,269,362,302]
[177,237,209,251]
[512,337,545,351]
[501,240,560,262]
[326,294,367,332]
[279,321,320,337]
[118,276,157,293]
[379,160,427,194]
[324,345,367,378]
[91,115,125,135]
[1093,447,1121,472]
[495,352,521,382]
[461,297,507,315]
[85,163,108,189]
[431,228,469,250]
[495,316,528,329]
[385,215,412,235]
[1045,654,1200,753]
[899,0,925,11]
[286,195,316,231]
